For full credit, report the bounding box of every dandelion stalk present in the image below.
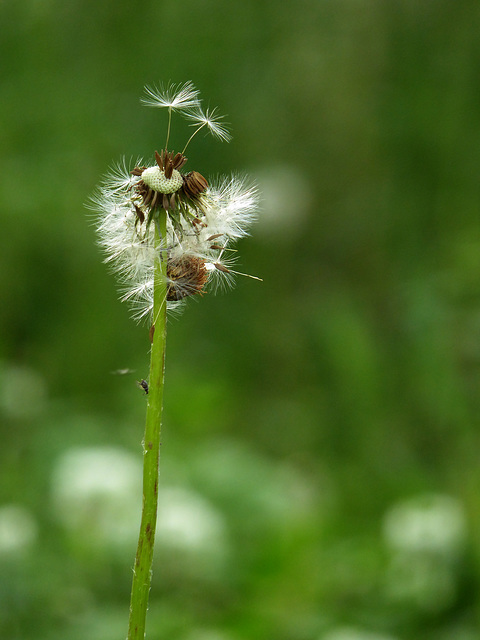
[89,82,259,640]
[127,211,167,640]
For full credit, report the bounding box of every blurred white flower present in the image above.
[322,629,398,640]
[382,493,467,612]
[89,83,259,321]
[51,446,142,550]
[382,493,466,555]
[0,504,38,555]
[154,486,229,577]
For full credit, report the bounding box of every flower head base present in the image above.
[90,83,259,321]
[131,150,208,214]
[141,167,183,194]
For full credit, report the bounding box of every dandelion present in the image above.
[91,119,258,321]
[88,83,259,640]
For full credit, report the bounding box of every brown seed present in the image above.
[182,171,209,199]
[173,152,187,170]
[214,262,230,273]
[134,204,145,224]
[154,150,163,169]
[166,255,208,300]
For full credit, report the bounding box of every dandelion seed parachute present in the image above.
[89,83,259,322]
[185,106,232,142]
[141,81,201,111]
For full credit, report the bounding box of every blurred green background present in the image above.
[1,1,480,639]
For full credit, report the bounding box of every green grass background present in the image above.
[1,1,480,639]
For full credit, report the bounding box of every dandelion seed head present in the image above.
[90,83,260,321]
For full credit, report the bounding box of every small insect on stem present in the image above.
[137,379,149,394]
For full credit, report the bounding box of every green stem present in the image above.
[127,211,168,640]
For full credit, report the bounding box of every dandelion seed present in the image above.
[184,106,232,145]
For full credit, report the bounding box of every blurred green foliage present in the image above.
[1,1,480,639]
